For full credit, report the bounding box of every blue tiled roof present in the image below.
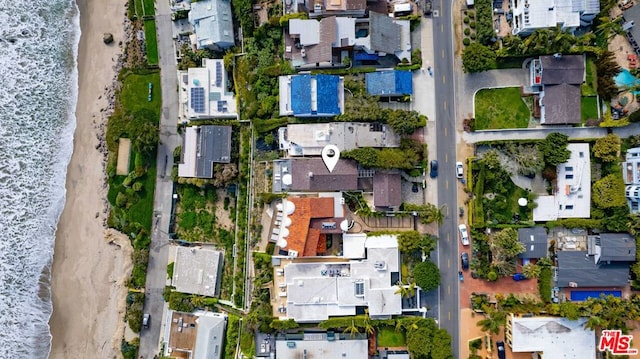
[316,74,340,115]
[291,75,312,115]
[290,74,341,116]
[395,70,413,95]
[365,70,413,96]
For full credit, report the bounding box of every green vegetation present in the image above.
[593,134,620,162]
[167,262,174,280]
[377,326,407,347]
[342,138,426,169]
[175,185,219,241]
[474,88,530,129]
[581,96,599,122]
[539,133,571,167]
[144,20,159,65]
[125,292,145,333]
[462,43,497,73]
[596,50,622,100]
[474,0,494,45]
[397,231,437,254]
[488,228,525,276]
[471,156,536,227]
[538,265,553,303]
[413,260,440,291]
[224,314,240,359]
[121,338,140,359]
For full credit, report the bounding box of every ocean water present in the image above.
[0,0,80,357]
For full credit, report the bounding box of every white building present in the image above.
[278,122,400,156]
[510,0,599,36]
[505,315,595,359]
[275,332,368,359]
[178,58,237,120]
[533,143,591,221]
[276,235,402,322]
[623,147,640,213]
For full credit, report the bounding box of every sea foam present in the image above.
[0,0,79,357]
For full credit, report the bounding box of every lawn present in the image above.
[581,96,599,123]
[475,87,530,130]
[120,71,161,119]
[144,20,159,65]
[134,0,155,17]
[377,326,407,347]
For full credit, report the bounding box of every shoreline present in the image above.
[49,0,133,358]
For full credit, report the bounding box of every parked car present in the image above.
[430,160,438,178]
[458,224,470,246]
[513,273,527,281]
[456,161,464,178]
[424,0,432,15]
[461,252,469,270]
[496,341,506,359]
[143,313,150,329]
[412,183,419,193]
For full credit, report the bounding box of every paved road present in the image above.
[138,1,181,357]
[431,1,460,358]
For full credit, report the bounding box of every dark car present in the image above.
[429,160,438,178]
[424,0,432,15]
[496,341,506,359]
[513,273,527,281]
[461,252,469,270]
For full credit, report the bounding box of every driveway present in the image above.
[457,68,530,118]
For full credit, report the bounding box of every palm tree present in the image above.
[394,281,417,298]
[191,295,206,308]
[477,308,507,335]
[343,320,360,337]
[522,263,541,279]
[596,16,625,39]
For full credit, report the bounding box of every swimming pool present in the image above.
[615,69,640,88]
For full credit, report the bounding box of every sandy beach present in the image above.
[49,0,133,358]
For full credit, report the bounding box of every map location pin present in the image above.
[321,144,340,173]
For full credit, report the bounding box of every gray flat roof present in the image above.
[556,251,630,288]
[598,233,636,262]
[172,246,224,297]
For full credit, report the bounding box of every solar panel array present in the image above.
[217,100,228,113]
[191,87,206,113]
[215,62,222,87]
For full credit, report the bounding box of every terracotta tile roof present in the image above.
[316,234,327,255]
[310,197,335,217]
[304,228,321,256]
[282,197,335,256]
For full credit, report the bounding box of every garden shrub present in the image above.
[465,28,471,36]
[463,38,471,46]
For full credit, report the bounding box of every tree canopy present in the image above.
[413,260,440,291]
[462,43,497,73]
[538,132,571,166]
[593,174,626,209]
[596,50,622,100]
[592,134,620,162]
[397,231,437,254]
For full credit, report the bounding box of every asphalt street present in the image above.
[138,0,181,356]
[431,1,461,358]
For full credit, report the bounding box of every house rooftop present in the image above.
[541,83,581,125]
[172,246,223,297]
[540,54,585,85]
[365,70,413,97]
[281,235,401,322]
[164,311,227,359]
[179,58,237,120]
[556,250,630,288]
[273,158,358,192]
[277,197,337,257]
[178,125,232,178]
[274,332,367,359]
[279,74,345,117]
[533,143,590,220]
[508,316,595,359]
[188,0,234,50]
[596,233,637,263]
[372,171,402,208]
[517,226,548,259]
[278,122,401,157]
